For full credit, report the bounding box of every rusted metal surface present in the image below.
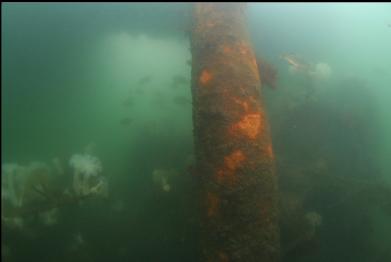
[190,3,280,261]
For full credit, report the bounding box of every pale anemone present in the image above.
[69,154,102,177]
[310,62,332,79]
[69,153,107,196]
[305,211,323,227]
[2,163,27,207]
[152,168,174,193]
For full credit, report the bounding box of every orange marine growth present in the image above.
[232,97,249,112]
[266,144,274,159]
[215,169,233,185]
[251,57,261,81]
[200,69,213,85]
[237,41,249,56]
[231,113,262,139]
[224,150,245,170]
[215,150,246,186]
[207,192,220,217]
[217,251,229,262]
[206,21,216,28]
[222,45,233,54]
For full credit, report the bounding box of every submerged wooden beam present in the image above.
[190,3,280,261]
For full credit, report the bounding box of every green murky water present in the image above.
[2,3,391,262]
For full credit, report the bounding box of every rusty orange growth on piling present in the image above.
[218,251,229,262]
[192,3,280,261]
[235,41,260,78]
[230,113,262,140]
[222,45,233,54]
[252,57,261,82]
[207,192,220,217]
[266,144,275,160]
[225,150,245,170]
[206,21,217,28]
[215,150,246,186]
[232,97,250,112]
[200,69,213,85]
[237,41,249,55]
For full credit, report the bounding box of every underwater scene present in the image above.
[2,3,391,262]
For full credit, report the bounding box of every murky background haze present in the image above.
[2,3,391,262]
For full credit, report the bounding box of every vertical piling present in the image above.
[190,3,280,261]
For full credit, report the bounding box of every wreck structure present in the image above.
[190,3,280,261]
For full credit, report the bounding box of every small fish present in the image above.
[173,96,191,106]
[186,59,192,66]
[172,75,189,88]
[120,117,133,126]
[280,53,310,72]
[138,75,152,85]
[122,97,134,107]
[70,232,85,251]
[151,93,168,109]
[135,86,145,94]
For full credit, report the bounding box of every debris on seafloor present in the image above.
[256,57,278,89]
[2,151,108,230]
